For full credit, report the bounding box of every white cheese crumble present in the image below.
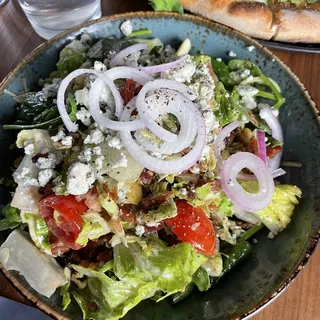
[229,51,237,57]
[163,56,196,83]
[51,130,73,146]
[180,188,187,196]
[74,87,89,107]
[84,129,104,145]
[135,225,145,237]
[66,162,95,195]
[78,147,92,163]
[24,142,35,155]
[107,136,123,150]
[76,107,91,126]
[216,58,222,62]
[61,136,73,146]
[236,85,259,97]
[112,153,128,169]
[38,169,57,187]
[94,61,107,72]
[95,157,104,170]
[35,152,63,169]
[247,45,255,52]
[120,20,133,37]
[241,96,257,110]
[117,189,125,203]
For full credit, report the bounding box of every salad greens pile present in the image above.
[0,22,301,320]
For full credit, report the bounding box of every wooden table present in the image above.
[0,0,320,319]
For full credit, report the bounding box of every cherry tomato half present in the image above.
[165,200,216,256]
[39,194,88,251]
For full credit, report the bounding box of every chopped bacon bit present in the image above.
[119,204,137,225]
[246,138,258,156]
[139,170,154,185]
[97,250,113,262]
[267,145,282,159]
[50,235,70,256]
[76,187,102,212]
[120,79,143,105]
[32,153,49,163]
[141,192,173,209]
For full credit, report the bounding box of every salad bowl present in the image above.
[0,11,320,320]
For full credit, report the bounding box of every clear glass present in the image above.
[17,0,102,39]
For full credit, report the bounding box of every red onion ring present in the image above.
[256,130,267,163]
[109,43,148,68]
[57,69,113,132]
[134,91,198,154]
[138,54,188,73]
[119,98,206,174]
[221,152,274,212]
[237,167,286,181]
[135,79,197,142]
[260,106,283,170]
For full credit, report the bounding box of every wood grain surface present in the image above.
[0,0,319,319]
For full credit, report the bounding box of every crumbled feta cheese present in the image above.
[135,225,145,237]
[216,58,222,62]
[95,157,104,170]
[75,87,89,107]
[78,147,92,163]
[35,152,63,169]
[23,177,40,187]
[230,69,251,83]
[76,107,91,126]
[123,52,141,68]
[94,61,106,72]
[16,167,30,180]
[92,146,102,156]
[190,165,200,174]
[66,162,95,195]
[180,188,187,196]
[200,145,211,162]
[51,130,65,143]
[241,95,257,110]
[24,142,35,155]
[117,189,125,202]
[65,33,91,53]
[42,78,61,98]
[112,153,128,169]
[163,56,196,83]
[120,20,133,37]
[84,129,104,145]
[38,169,57,187]
[107,136,123,150]
[203,110,219,138]
[61,135,73,146]
[236,85,259,97]
[229,51,237,57]
[247,45,255,52]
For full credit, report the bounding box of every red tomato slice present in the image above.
[165,200,216,256]
[39,195,88,251]
[120,79,143,105]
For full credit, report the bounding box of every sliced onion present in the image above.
[89,78,144,131]
[138,54,188,73]
[214,121,239,163]
[57,69,109,132]
[256,130,267,163]
[221,152,274,212]
[119,99,206,174]
[109,43,148,68]
[237,167,286,180]
[135,79,197,142]
[134,91,198,154]
[260,106,283,170]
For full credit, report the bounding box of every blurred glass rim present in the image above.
[0,0,9,8]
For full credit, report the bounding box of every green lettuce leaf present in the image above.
[76,212,111,246]
[72,239,206,320]
[0,203,21,231]
[239,181,302,235]
[149,0,184,15]
[192,267,210,291]
[140,198,177,224]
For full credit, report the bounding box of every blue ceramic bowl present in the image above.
[0,12,319,320]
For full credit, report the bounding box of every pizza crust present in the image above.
[273,9,320,43]
[180,0,277,40]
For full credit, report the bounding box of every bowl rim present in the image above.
[1,10,319,320]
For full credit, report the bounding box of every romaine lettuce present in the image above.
[72,239,206,320]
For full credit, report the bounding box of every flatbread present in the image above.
[180,0,320,43]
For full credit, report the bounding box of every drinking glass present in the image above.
[17,0,102,39]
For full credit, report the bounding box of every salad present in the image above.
[0,22,302,320]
